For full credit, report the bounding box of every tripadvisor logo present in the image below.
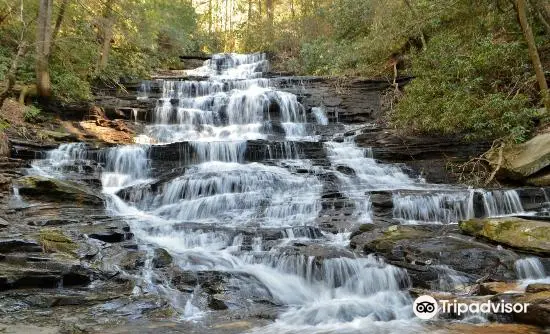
[413,295,530,320]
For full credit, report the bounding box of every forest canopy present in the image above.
[0,0,549,141]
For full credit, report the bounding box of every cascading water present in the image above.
[392,189,525,224]
[28,52,543,332]
[392,191,475,224]
[102,53,422,331]
[481,189,524,216]
[515,257,550,288]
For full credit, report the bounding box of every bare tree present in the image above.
[36,0,53,98]
[98,0,116,71]
[209,0,213,33]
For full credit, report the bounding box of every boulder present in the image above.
[15,175,103,206]
[527,172,550,187]
[350,224,519,286]
[459,218,550,255]
[152,248,173,268]
[510,290,550,327]
[489,133,550,180]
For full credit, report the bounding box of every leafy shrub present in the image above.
[392,31,536,142]
[24,105,41,122]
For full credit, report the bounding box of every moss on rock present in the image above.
[39,229,77,255]
[459,218,550,255]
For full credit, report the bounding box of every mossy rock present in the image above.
[152,248,173,268]
[39,229,77,255]
[459,218,550,255]
[15,175,103,206]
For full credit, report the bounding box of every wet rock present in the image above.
[39,229,78,255]
[120,251,146,270]
[335,165,355,176]
[88,231,130,243]
[525,283,550,293]
[15,175,104,206]
[350,224,519,285]
[9,138,57,160]
[28,218,80,227]
[279,242,355,260]
[459,217,550,255]
[208,296,229,310]
[510,290,550,327]
[0,239,42,253]
[354,128,489,183]
[152,248,172,268]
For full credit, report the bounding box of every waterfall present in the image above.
[29,52,550,332]
[137,80,152,100]
[481,189,524,216]
[515,257,547,280]
[392,191,474,224]
[431,265,471,293]
[515,257,550,288]
[101,145,150,190]
[312,107,329,125]
[393,189,526,224]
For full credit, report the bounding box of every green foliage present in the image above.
[392,14,539,142]
[0,0,200,103]
[24,105,41,122]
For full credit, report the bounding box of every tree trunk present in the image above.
[248,0,252,29]
[224,0,228,31]
[517,0,550,111]
[208,0,213,33]
[0,41,26,107]
[98,1,115,72]
[52,0,69,44]
[258,0,262,15]
[36,0,53,98]
[266,0,274,38]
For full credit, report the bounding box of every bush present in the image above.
[24,105,41,122]
[392,31,537,142]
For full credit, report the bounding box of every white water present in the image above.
[105,54,421,331]
[28,52,543,332]
[393,189,525,224]
[312,107,329,125]
[515,257,550,288]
